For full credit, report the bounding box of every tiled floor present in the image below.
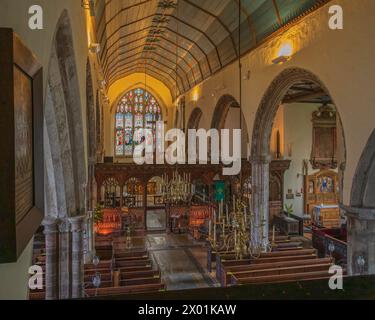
[146,209,166,231]
[146,233,218,291]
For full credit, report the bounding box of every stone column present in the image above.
[84,211,95,264]
[42,216,59,300]
[143,181,148,230]
[344,206,375,275]
[58,218,70,299]
[251,156,270,251]
[69,216,85,298]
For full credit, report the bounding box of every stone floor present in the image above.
[146,209,166,231]
[146,233,218,291]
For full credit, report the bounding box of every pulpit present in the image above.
[273,214,300,235]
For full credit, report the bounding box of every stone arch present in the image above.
[45,10,86,218]
[43,9,87,300]
[86,58,96,211]
[350,129,375,208]
[96,90,102,158]
[250,67,346,249]
[345,129,375,275]
[211,94,239,130]
[187,107,203,130]
[86,58,96,161]
[211,94,249,159]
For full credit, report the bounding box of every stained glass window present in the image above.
[115,88,162,156]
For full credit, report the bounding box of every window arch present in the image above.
[115,88,162,156]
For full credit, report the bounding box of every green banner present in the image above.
[214,181,225,201]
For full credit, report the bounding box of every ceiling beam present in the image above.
[282,90,328,104]
[104,41,197,85]
[109,62,184,96]
[106,50,192,89]
[181,0,238,57]
[99,13,219,71]
[101,26,211,77]
[102,35,205,85]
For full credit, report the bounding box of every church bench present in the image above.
[117,265,154,273]
[85,270,161,283]
[231,269,332,286]
[29,292,46,300]
[216,249,316,280]
[218,255,318,284]
[86,275,162,289]
[114,254,149,261]
[272,246,304,252]
[272,241,302,249]
[220,257,332,287]
[85,283,165,297]
[207,235,293,272]
[115,257,152,268]
[229,262,332,284]
[114,250,149,259]
[85,261,112,270]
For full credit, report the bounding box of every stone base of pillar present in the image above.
[344,206,375,275]
[42,216,59,300]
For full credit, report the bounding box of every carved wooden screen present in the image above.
[310,104,337,169]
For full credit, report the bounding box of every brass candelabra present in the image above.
[208,196,271,260]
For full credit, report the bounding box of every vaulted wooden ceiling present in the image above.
[95,0,329,99]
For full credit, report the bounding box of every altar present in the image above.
[313,205,340,228]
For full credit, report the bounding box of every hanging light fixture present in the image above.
[160,0,192,205]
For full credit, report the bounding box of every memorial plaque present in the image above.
[0,29,44,263]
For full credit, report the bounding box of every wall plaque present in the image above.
[0,29,44,263]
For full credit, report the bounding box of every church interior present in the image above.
[0,0,375,301]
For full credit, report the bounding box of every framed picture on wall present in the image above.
[0,29,44,263]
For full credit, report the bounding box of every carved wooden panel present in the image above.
[310,104,337,169]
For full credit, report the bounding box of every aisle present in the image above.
[146,233,218,291]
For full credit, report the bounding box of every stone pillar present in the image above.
[251,156,270,251]
[69,216,85,298]
[120,185,124,208]
[58,219,70,299]
[42,216,59,300]
[345,206,375,275]
[143,181,148,230]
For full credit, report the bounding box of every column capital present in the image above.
[341,205,375,221]
[68,215,86,232]
[250,154,271,164]
[42,216,59,234]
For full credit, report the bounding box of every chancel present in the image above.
[0,0,375,302]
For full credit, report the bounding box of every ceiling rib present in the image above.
[104,42,197,85]
[106,51,192,89]
[103,35,205,87]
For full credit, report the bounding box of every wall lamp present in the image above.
[272,43,293,65]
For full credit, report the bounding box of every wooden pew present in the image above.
[231,270,332,285]
[220,257,332,287]
[216,249,317,283]
[85,283,165,297]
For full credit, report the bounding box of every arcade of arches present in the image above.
[0,0,375,300]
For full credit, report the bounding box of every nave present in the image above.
[1,0,375,301]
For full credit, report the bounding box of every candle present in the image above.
[272,225,275,244]
[214,223,216,245]
[226,205,229,224]
[208,220,212,239]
